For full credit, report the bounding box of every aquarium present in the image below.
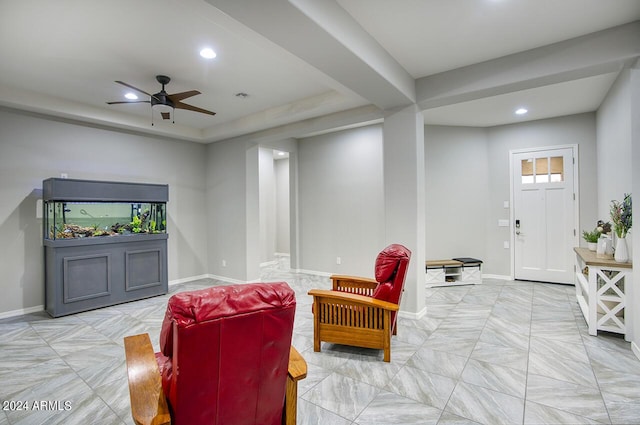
[44,201,167,239]
[42,178,169,317]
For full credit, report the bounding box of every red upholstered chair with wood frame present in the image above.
[308,244,411,362]
[124,282,307,425]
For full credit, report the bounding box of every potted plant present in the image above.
[610,193,632,262]
[582,229,600,251]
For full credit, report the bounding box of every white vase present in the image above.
[597,235,613,258]
[587,242,597,251]
[614,237,629,263]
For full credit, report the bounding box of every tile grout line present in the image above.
[437,284,490,424]
[521,282,535,425]
[571,287,614,425]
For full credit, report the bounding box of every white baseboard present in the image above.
[169,274,211,286]
[0,304,45,320]
[293,269,332,278]
[203,273,248,285]
[482,274,513,281]
[399,306,427,320]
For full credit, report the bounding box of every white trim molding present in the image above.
[481,274,513,281]
[0,304,45,320]
[168,274,211,286]
[399,306,427,321]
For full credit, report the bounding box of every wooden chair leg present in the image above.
[312,301,321,352]
[383,310,391,362]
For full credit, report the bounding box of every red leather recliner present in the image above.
[308,244,411,362]
[124,282,307,425]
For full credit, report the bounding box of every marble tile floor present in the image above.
[1,262,640,424]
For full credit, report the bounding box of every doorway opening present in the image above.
[258,147,291,271]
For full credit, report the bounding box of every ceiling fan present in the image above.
[107,75,216,124]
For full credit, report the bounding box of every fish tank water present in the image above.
[45,201,167,239]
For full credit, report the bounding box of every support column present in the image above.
[246,145,260,282]
[383,104,426,318]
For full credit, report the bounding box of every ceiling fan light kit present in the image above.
[106,75,216,125]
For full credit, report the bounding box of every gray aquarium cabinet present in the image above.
[43,178,169,317]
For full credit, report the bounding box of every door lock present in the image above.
[515,219,521,235]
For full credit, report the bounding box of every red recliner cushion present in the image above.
[372,244,411,305]
[160,281,295,356]
[374,243,411,283]
[158,282,296,425]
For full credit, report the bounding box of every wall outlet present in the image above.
[503,200,509,208]
[60,173,68,179]
[503,241,510,249]
[336,257,341,265]
[221,259,227,267]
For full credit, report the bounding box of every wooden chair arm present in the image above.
[288,346,307,381]
[124,334,171,425]
[284,346,306,425]
[308,289,399,311]
[330,274,378,293]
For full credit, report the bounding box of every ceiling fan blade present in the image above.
[106,100,151,105]
[168,90,201,102]
[114,81,160,101]
[174,101,216,116]
[115,81,153,97]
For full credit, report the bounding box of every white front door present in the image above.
[512,147,577,284]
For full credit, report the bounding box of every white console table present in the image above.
[574,247,632,341]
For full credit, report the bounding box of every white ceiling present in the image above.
[0,0,639,142]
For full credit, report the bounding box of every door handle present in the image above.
[515,219,521,235]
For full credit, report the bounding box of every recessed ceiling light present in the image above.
[125,92,138,100]
[200,48,216,59]
[515,108,528,115]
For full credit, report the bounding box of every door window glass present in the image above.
[521,156,564,184]
[550,156,564,182]
[521,159,534,184]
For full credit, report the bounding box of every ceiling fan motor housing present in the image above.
[152,75,174,109]
[151,93,174,108]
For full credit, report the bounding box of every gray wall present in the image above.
[597,70,633,219]
[596,68,637,350]
[295,114,599,279]
[485,113,598,276]
[297,124,385,276]
[0,108,208,316]
[205,138,250,281]
[424,126,489,261]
